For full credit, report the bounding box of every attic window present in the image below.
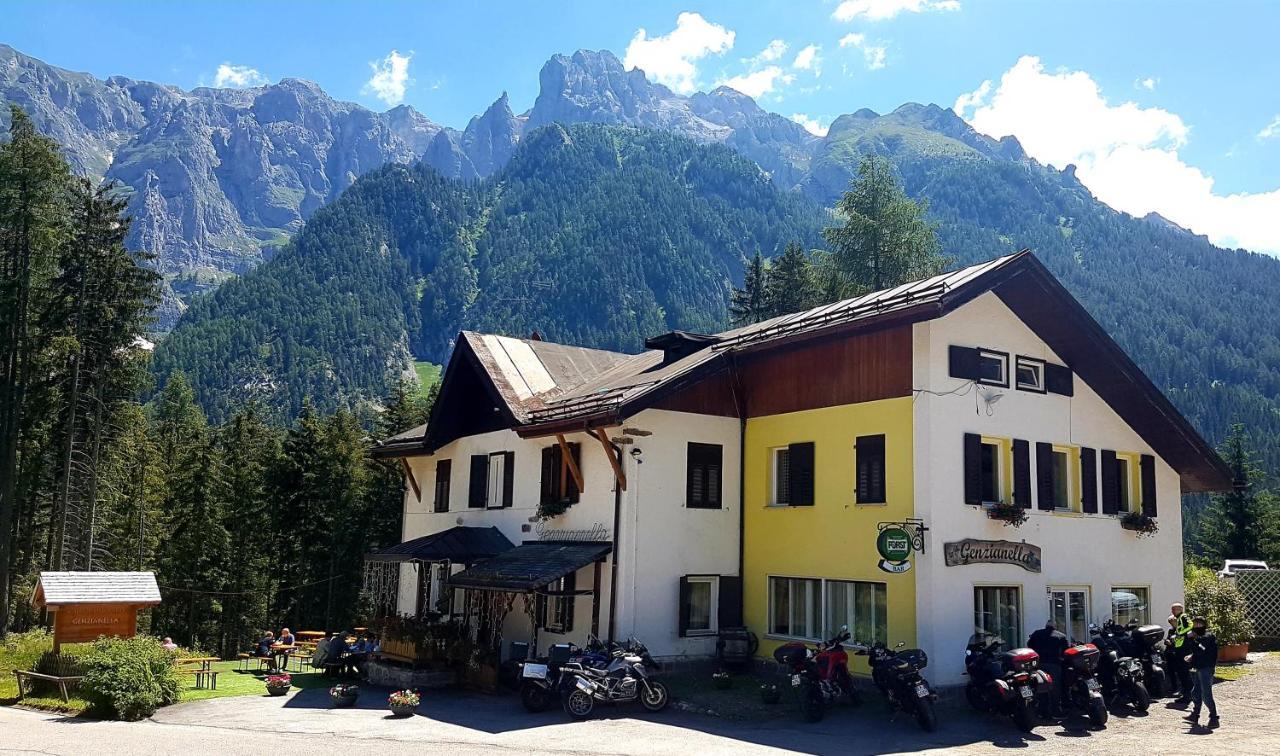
[1015,356,1045,393]
[976,349,1009,387]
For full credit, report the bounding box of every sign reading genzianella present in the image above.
[943,539,1042,573]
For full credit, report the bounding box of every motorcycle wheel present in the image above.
[964,683,987,712]
[640,681,670,712]
[1130,681,1150,713]
[520,683,552,713]
[800,685,825,723]
[837,672,862,707]
[1146,669,1166,699]
[563,688,596,720]
[1087,695,1109,728]
[916,698,939,732]
[1013,699,1037,733]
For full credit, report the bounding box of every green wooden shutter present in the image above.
[1100,449,1119,514]
[1080,447,1098,514]
[1012,439,1031,508]
[949,345,980,380]
[501,451,515,508]
[787,442,815,506]
[963,433,983,505]
[1044,363,1074,396]
[718,575,743,629]
[855,435,886,504]
[1035,442,1055,510]
[468,454,488,509]
[1140,454,1158,517]
[540,445,558,506]
[434,459,452,513]
[677,576,691,637]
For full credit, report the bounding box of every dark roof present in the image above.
[370,422,428,459]
[365,526,514,563]
[448,541,611,592]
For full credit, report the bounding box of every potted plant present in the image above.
[711,671,732,690]
[1185,567,1255,662]
[986,501,1028,527]
[388,689,420,717]
[1120,511,1159,537]
[265,673,292,696]
[760,683,781,704]
[329,683,359,708]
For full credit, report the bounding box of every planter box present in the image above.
[1218,642,1249,662]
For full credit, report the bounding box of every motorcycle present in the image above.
[773,625,861,723]
[559,638,669,720]
[963,632,1051,732]
[856,640,939,732]
[1090,622,1150,712]
[519,635,610,712]
[1122,620,1169,698]
[1058,641,1109,727]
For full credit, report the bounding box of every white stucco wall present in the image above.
[913,292,1184,685]
[395,408,741,660]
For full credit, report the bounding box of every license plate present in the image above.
[1152,654,1162,666]
[575,678,593,693]
[1019,686,1033,699]
[915,684,929,698]
[522,663,548,680]
[791,675,802,688]
[1086,678,1101,691]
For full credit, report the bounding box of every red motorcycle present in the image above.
[773,625,861,722]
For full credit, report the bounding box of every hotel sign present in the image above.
[944,539,1042,573]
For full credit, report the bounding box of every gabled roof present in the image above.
[33,571,162,606]
[382,251,1231,492]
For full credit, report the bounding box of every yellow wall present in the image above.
[742,397,916,674]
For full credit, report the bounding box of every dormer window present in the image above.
[1015,356,1045,393]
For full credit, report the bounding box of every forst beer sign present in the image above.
[876,527,914,573]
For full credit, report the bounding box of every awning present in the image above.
[448,541,612,592]
[365,526,514,564]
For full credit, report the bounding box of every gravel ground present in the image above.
[3,655,1278,755]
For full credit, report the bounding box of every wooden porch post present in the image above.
[590,559,602,638]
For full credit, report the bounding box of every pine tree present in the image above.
[822,155,949,294]
[1199,424,1278,564]
[765,241,818,317]
[729,251,770,325]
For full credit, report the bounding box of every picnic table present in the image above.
[177,656,219,671]
[175,658,221,690]
[13,670,84,702]
[295,631,326,642]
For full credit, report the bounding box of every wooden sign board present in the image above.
[943,539,1043,573]
[51,604,140,647]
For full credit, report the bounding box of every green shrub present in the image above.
[1185,567,1256,646]
[81,636,179,720]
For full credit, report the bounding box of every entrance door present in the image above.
[1049,588,1090,643]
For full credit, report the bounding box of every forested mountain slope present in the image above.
[151,124,826,421]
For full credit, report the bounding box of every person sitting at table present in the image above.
[343,633,371,676]
[272,627,296,670]
[254,630,276,670]
[161,637,178,651]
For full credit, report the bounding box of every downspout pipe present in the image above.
[607,445,623,642]
[730,353,747,612]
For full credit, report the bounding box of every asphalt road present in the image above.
[4,656,1279,755]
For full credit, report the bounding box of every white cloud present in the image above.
[832,0,960,22]
[791,113,829,136]
[213,63,267,88]
[839,33,888,70]
[792,44,821,73]
[624,12,735,94]
[719,66,794,98]
[363,50,413,106]
[1136,76,1158,91]
[752,39,787,64]
[954,55,1280,254]
[1258,115,1280,141]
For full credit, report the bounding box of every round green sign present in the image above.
[877,527,912,563]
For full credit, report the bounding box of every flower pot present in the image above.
[1218,642,1249,663]
[332,694,358,708]
[266,685,290,697]
[389,703,417,718]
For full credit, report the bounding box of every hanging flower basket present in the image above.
[986,502,1028,527]
[330,683,359,708]
[388,689,420,717]
[265,674,292,697]
[1120,511,1159,537]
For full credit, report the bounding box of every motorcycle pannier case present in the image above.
[896,648,928,670]
[1063,643,1100,673]
[548,644,574,666]
[1132,624,1165,648]
[773,642,808,667]
[1000,648,1040,673]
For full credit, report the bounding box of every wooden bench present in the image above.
[13,670,84,702]
[237,653,272,672]
[178,668,220,690]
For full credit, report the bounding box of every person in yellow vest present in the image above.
[1169,602,1194,703]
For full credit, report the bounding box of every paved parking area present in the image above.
[3,655,1279,755]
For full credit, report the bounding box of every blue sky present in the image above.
[6,1,1279,252]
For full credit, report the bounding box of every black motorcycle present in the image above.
[519,635,610,712]
[1058,641,1108,727]
[964,632,1051,732]
[1122,621,1168,698]
[559,638,668,720]
[857,640,939,732]
[1090,622,1151,712]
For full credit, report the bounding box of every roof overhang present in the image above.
[364,526,515,564]
[447,541,611,592]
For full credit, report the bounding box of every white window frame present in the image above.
[1110,585,1151,626]
[684,576,719,636]
[980,438,1006,505]
[486,451,506,509]
[1115,454,1137,513]
[976,349,1010,387]
[1015,356,1046,393]
[973,585,1023,650]
[1049,587,1092,644]
[770,446,791,506]
[767,575,887,644]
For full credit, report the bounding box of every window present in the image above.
[974,586,1021,650]
[433,459,451,513]
[1015,356,1045,392]
[679,576,718,636]
[1112,587,1150,626]
[540,572,576,634]
[771,447,791,506]
[540,443,581,506]
[1115,456,1132,513]
[1049,588,1091,643]
[1051,448,1071,510]
[687,443,723,509]
[825,580,887,644]
[769,577,821,639]
[980,441,1001,503]
[977,349,1009,387]
[855,435,886,504]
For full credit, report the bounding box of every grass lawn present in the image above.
[179,662,332,703]
[413,361,441,396]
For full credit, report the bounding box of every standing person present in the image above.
[1028,620,1069,715]
[1169,603,1194,703]
[1183,617,1219,729]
